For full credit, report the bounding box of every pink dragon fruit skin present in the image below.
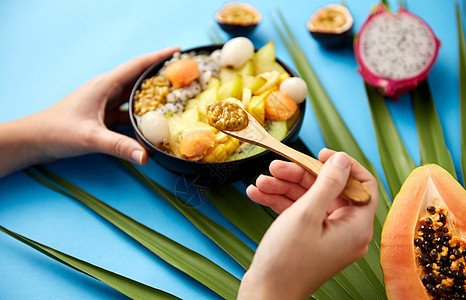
[354,3,441,99]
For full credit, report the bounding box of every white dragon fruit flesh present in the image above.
[354,4,440,99]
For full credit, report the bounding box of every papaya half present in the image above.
[381,164,466,299]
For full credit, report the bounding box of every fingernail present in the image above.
[131,150,143,165]
[332,152,349,169]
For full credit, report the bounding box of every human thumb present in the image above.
[297,152,351,221]
[94,129,148,165]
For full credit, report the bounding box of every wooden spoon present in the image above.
[221,111,371,205]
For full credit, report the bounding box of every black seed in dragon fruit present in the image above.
[354,3,441,99]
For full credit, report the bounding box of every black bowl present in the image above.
[129,45,306,184]
[216,22,259,37]
[214,2,261,36]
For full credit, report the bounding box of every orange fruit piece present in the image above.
[165,59,199,89]
[178,129,216,161]
[264,91,298,121]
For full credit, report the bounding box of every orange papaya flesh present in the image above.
[264,91,298,121]
[381,164,466,300]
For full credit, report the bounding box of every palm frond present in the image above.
[118,159,255,270]
[27,167,240,300]
[0,225,180,300]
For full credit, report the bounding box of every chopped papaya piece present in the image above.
[178,129,216,161]
[265,91,298,121]
[165,59,199,89]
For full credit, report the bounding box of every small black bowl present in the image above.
[215,2,261,36]
[307,3,354,48]
[129,45,306,184]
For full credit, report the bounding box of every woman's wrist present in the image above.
[239,269,313,300]
[0,114,51,177]
[238,270,272,300]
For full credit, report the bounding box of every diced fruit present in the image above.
[224,137,241,156]
[179,129,216,160]
[219,60,255,83]
[203,143,227,162]
[266,120,288,141]
[243,75,267,94]
[166,104,213,157]
[218,75,242,100]
[286,106,301,130]
[182,106,200,122]
[220,69,236,84]
[207,77,220,89]
[240,60,255,76]
[227,142,264,161]
[265,91,298,121]
[223,97,245,109]
[197,79,220,120]
[254,71,280,95]
[184,98,199,111]
[165,59,199,89]
[278,72,290,84]
[215,132,230,143]
[242,88,252,108]
[203,135,241,163]
[252,40,287,75]
[248,89,272,124]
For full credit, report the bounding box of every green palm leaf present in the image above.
[365,83,416,197]
[28,167,240,300]
[314,278,352,300]
[411,81,456,177]
[0,225,179,300]
[200,184,273,245]
[118,159,255,270]
[458,1,466,184]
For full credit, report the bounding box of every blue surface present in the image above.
[0,0,464,298]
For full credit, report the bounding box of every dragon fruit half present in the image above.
[354,3,441,99]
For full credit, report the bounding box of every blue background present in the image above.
[0,0,464,298]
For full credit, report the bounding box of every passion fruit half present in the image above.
[307,3,354,48]
[215,2,261,36]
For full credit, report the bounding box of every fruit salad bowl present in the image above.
[129,43,306,184]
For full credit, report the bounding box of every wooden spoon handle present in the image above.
[221,110,371,205]
[262,136,371,205]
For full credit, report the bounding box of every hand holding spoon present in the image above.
[207,100,371,205]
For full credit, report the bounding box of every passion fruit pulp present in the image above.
[307,3,354,48]
[215,2,261,36]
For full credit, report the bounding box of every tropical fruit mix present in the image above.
[133,37,307,162]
